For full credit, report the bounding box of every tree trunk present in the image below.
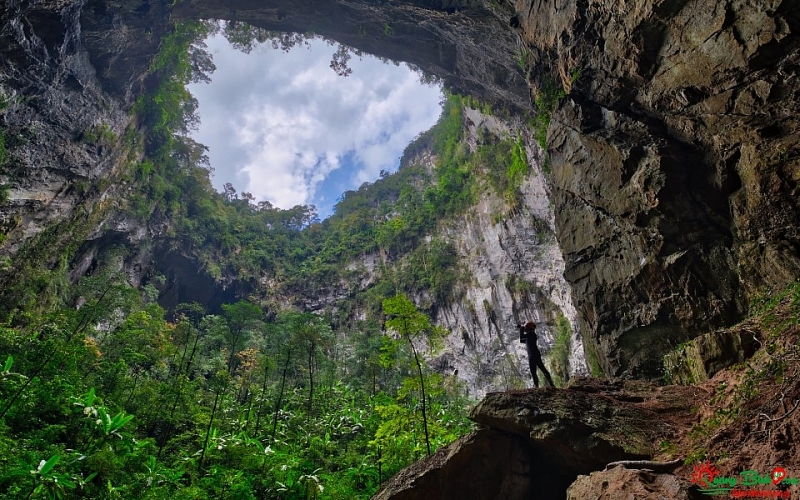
[253,359,270,436]
[157,375,186,458]
[408,338,431,456]
[198,388,222,472]
[271,347,291,442]
[307,340,315,419]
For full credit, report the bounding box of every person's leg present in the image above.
[526,342,539,387]
[536,357,556,387]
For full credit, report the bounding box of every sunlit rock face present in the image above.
[420,107,587,397]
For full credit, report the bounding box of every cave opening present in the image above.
[186,21,445,219]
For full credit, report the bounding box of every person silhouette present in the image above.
[518,321,555,388]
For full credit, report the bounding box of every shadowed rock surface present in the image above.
[470,379,697,468]
[372,428,558,500]
[374,378,699,500]
[537,0,800,377]
[663,327,759,384]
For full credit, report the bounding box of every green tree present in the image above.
[550,314,572,385]
[0,272,137,421]
[196,302,262,474]
[286,312,333,420]
[381,294,447,456]
[221,301,263,375]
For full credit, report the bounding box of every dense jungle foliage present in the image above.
[0,19,539,499]
[0,275,472,499]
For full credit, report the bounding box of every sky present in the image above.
[187,33,443,219]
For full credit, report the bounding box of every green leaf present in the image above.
[101,413,112,434]
[85,387,96,407]
[3,355,11,372]
[57,476,76,488]
[38,455,59,475]
[110,412,134,432]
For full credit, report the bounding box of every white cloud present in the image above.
[188,34,442,216]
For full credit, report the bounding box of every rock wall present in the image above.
[0,0,136,256]
[515,0,800,377]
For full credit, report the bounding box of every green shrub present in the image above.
[532,78,566,150]
[83,123,117,145]
[549,314,572,385]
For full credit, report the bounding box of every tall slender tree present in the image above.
[287,312,333,419]
[199,301,263,471]
[221,301,263,375]
[381,294,447,456]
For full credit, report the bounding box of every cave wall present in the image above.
[516,0,800,376]
[76,0,531,112]
[2,0,798,380]
[169,0,530,111]
[0,0,140,259]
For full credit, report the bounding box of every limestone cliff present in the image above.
[0,0,137,256]
[417,107,588,395]
[277,104,588,396]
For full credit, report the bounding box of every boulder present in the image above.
[664,329,759,385]
[372,428,565,500]
[469,378,696,471]
[375,378,698,500]
[567,465,704,500]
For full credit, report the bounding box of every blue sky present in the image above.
[187,33,443,218]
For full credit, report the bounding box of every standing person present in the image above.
[518,321,555,388]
